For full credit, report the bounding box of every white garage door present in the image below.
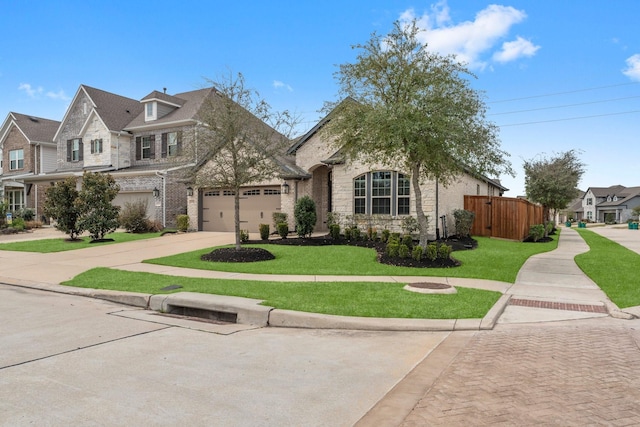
[113,192,156,220]
[202,187,282,232]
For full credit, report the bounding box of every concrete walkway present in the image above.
[0,226,638,329]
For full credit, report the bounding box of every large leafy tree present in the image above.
[322,20,512,248]
[524,149,585,224]
[187,71,298,249]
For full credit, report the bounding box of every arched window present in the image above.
[353,171,410,215]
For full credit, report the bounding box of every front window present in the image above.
[353,171,410,216]
[587,211,593,220]
[146,103,154,118]
[587,198,593,205]
[167,132,178,156]
[72,139,81,161]
[91,138,103,154]
[142,136,153,159]
[9,149,24,170]
[7,190,24,211]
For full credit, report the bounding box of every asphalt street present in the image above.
[0,284,447,426]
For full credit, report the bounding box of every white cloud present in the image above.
[622,54,640,81]
[399,2,539,69]
[273,80,293,92]
[493,36,540,63]
[18,83,43,98]
[46,89,70,101]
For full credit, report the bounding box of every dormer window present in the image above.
[613,196,618,201]
[145,102,156,121]
[607,196,612,202]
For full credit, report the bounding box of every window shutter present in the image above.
[177,131,183,156]
[136,137,141,160]
[90,140,95,154]
[78,139,83,161]
[161,133,168,158]
[149,135,156,159]
[66,140,72,162]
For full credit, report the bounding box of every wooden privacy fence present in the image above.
[464,195,544,241]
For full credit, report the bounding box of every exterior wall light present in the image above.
[187,186,194,197]
[152,187,160,198]
[282,182,290,194]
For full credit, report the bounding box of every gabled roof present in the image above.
[125,87,214,131]
[141,90,187,108]
[597,186,640,207]
[0,112,59,147]
[53,84,143,141]
[587,185,626,198]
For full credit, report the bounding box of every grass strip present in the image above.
[574,229,640,308]
[62,267,502,319]
[144,235,559,283]
[0,232,162,253]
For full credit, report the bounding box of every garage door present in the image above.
[113,192,156,220]
[202,187,281,232]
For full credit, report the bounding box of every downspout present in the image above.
[435,178,440,240]
[155,170,166,227]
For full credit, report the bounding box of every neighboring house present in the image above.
[559,190,585,223]
[582,185,640,223]
[0,112,60,219]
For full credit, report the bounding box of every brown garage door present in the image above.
[202,187,281,232]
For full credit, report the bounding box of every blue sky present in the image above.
[1,0,639,197]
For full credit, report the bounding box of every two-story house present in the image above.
[0,112,59,219]
[582,185,640,223]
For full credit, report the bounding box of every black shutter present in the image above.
[66,140,72,162]
[90,140,95,154]
[136,137,141,160]
[161,133,167,158]
[149,135,155,159]
[78,139,83,161]
[177,131,183,156]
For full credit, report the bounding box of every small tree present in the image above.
[76,172,120,241]
[119,199,150,233]
[43,177,84,240]
[294,196,317,238]
[524,150,585,230]
[453,209,475,237]
[185,71,298,250]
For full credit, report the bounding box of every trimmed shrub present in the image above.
[437,243,452,259]
[386,242,399,257]
[412,245,423,261]
[398,243,410,258]
[294,196,317,238]
[18,208,35,221]
[351,227,361,241]
[329,223,341,240]
[402,234,413,249]
[381,229,391,243]
[453,209,475,237]
[529,224,545,242]
[240,229,249,243]
[119,199,151,233]
[277,222,289,239]
[344,227,353,241]
[177,214,190,232]
[426,243,438,261]
[259,223,270,240]
[11,217,26,231]
[273,212,288,230]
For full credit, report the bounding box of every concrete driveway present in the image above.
[0,284,448,426]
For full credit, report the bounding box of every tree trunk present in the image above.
[411,162,429,249]
[234,189,241,250]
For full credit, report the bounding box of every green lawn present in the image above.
[575,229,640,308]
[0,232,162,253]
[62,267,502,319]
[144,235,559,283]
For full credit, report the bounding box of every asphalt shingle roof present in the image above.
[7,112,60,143]
[82,85,144,132]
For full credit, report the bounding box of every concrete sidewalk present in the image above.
[1,226,637,329]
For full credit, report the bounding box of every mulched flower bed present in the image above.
[200,234,477,268]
